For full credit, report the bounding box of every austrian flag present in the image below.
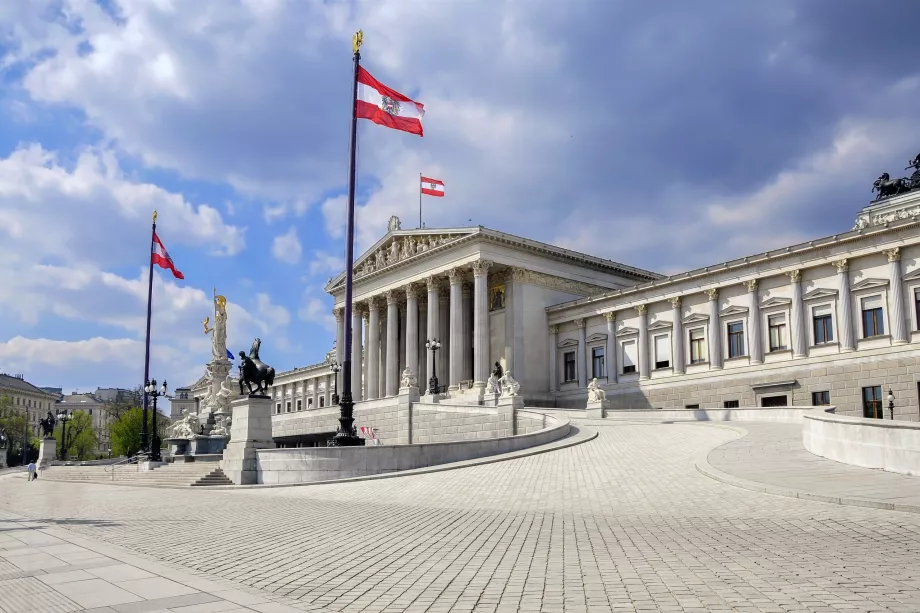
[421,176,445,197]
[151,232,184,280]
[356,66,425,136]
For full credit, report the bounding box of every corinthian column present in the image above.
[669,298,684,375]
[834,259,855,352]
[707,289,722,369]
[405,283,418,379]
[351,306,363,401]
[604,312,618,383]
[448,268,463,389]
[746,279,762,364]
[366,298,380,400]
[637,304,649,380]
[575,318,587,387]
[462,283,472,381]
[426,276,440,392]
[887,248,908,345]
[439,288,450,386]
[472,260,493,385]
[789,269,807,358]
[334,307,345,392]
[386,290,399,396]
[548,324,558,391]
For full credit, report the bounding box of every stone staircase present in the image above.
[37,462,236,487]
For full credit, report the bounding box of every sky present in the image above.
[1,0,919,403]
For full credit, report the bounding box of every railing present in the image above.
[103,453,145,480]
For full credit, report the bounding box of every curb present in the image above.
[692,424,920,515]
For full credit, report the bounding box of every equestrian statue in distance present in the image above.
[238,337,276,396]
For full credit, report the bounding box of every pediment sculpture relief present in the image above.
[354,234,461,278]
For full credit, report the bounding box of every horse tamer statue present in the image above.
[238,337,276,396]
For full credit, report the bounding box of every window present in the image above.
[275,403,281,414]
[654,334,670,369]
[862,385,883,419]
[916,289,920,330]
[88,409,93,416]
[768,314,787,351]
[689,328,706,364]
[723,400,739,408]
[286,401,292,413]
[727,322,745,358]
[685,404,700,409]
[319,397,325,407]
[861,296,885,337]
[307,398,312,409]
[761,395,787,407]
[813,306,834,344]
[591,347,606,378]
[812,391,830,406]
[563,351,577,382]
[622,341,637,374]
[297,399,302,411]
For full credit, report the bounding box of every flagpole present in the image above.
[141,210,156,456]
[419,172,422,229]
[331,30,365,447]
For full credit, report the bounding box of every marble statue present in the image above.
[486,372,500,395]
[499,370,520,398]
[389,240,400,262]
[168,408,200,439]
[210,414,231,437]
[210,295,228,361]
[375,249,385,268]
[587,378,607,403]
[400,368,418,388]
[388,215,401,231]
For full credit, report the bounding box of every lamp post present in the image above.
[22,408,28,466]
[887,388,895,421]
[330,360,341,406]
[426,339,442,395]
[56,410,72,460]
[144,379,168,462]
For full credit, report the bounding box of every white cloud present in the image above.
[298,289,335,333]
[271,226,302,264]
[308,250,344,277]
[255,293,291,328]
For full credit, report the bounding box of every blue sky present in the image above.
[0,0,918,401]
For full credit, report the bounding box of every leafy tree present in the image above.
[54,410,96,461]
[0,394,38,467]
[101,386,144,421]
[109,407,170,458]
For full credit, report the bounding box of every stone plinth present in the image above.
[397,386,420,445]
[38,438,56,468]
[221,395,275,485]
[0,447,7,469]
[497,395,523,437]
[586,400,610,419]
[166,438,189,457]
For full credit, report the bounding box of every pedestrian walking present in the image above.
[27,461,36,481]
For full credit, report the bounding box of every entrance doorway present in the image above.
[761,395,788,407]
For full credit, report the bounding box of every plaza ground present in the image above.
[2,418,920,613]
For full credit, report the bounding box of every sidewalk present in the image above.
[697,421,920,513]
[0,511,316,613]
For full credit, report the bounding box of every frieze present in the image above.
[506,268,610,298]
[353,233,465,280]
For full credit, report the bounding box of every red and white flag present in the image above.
[356,66,425,136]
[420,176,444,197]
[151,232,184,280]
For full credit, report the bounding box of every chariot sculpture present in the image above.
[872,152,920,201]
[238,337,276,396]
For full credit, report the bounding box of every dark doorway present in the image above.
[761,395,788,407]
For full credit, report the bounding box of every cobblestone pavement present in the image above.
[2,421,920,613]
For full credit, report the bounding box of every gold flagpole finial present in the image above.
[352,30,363,54]
[152,210,158,223]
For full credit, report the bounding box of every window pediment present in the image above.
[802,288,838,301]
[647,320,673,332]
[850,278,889,292]
[903,268,920,282]
[617,326,639,337]
[760,296,792,308]
[558,338,579,349]
[682,313,710,325]
[719,305,749,317]
[585,333,608,343]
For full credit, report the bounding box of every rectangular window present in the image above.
[622,341,637,374]
[761,395,787,407]
[319,397,325,408]
[813,305,834,344]
[862,385,883,419]
[861,296,885,337]
[689,328,706,364]
[297,399,302,411]
[723,400,739,408]
[727,322,745,358]
[563,351,576,382]
[591,347,606,378]
[286,401,291,413]
[275,403,281,414]
[685,404,700,409]
[812,391,830,406]
[307,398,313,409]
[768,314,787,351]
[916,289,920,331]
[654,334,670,369]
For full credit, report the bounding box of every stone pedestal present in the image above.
[397,385,420,445]
[586,400,610,419]
[497,395,523,437]
[221,395,275,485]
[37,438,56,469]
[166,438,189,457]
[0,447,7,470]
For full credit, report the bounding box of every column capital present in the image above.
[439,286,451,301]
[461,281,472,295]
[744,279,758,292]
[447,267,464,284]
[511,267,527,282]
[636,304,647,314]
[886,247,901,262]
[404,281,418,299]
[668,297,681,308]
[833,258,849,273]
[352,304,363,317]
[333,307,344,321]
[425,275,441,292]
[705,288,719,301]
[603,311,616,322]
[385,289,399,305]
[471,259,493,277]
[367,296,380,311]
[788,269,802,283]
[574,318,585,329]
[549,324,559,334]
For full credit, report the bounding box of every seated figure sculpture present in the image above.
[167,408,200,440]
[499,370,521,397]
[400,368,418,389]
[587,378,607,403]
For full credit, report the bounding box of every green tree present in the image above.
[0,394,38,467]
[110,407,170,457]
[101,386,143,421]
[54,410,96,461]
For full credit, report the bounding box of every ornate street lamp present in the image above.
[144,379,168,462]
[56,410,73,460]
[887,388,895,420]
[330,360,341,406]
[426,339,442,395]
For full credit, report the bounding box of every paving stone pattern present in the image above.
[2,421,920,612]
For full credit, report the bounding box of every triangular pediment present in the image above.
[851,277,889,292]
[557,338,579,348]
[761,296,792,308]
[682,313,710,325]
[325,227,480,291]
[617,326,639,336]
[647,320,673,332]
[903,268,920,281]
[802,288,838,301]
[585,332,608,343]
[719,305,749,317]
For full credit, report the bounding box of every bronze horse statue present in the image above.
[906,153,920,190]
[872,172,911,201]
[38,411,56,438]
[238,337,275,396]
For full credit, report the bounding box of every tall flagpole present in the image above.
[141,210,157,455]
[419,172,423,229]
[331,30,366,447]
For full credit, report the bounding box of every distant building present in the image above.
[0,373,60,438]
[39,387,63,400]
[57,392,111,455]
[93,387,141,405]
